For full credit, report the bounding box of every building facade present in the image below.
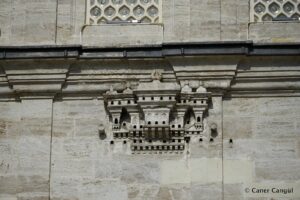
[0,0,300,199]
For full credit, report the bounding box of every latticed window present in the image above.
[86,0,162,25]
[251,0,300,22]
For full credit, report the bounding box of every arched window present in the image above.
[197,116,201,122]
[114,118,118,124]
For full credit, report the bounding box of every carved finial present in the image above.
[181,81,192,93]
[210,123,217,130]
[123,83,133,94]
[151,70,162,81]
[196,81,207,92]
[106,85,117,94]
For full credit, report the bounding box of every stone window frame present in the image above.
[86,0,162,25]
[250,0,300,22]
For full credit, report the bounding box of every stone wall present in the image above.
[0,100,52,200]
[0,54,300,199]
[1,96,300,200]
[223,97,300,200]
[0,0,299,199]
[0,0,299,46]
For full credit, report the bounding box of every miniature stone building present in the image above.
[0,0,300,200]
[104,71,210,154]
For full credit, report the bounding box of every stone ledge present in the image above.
[249,22,300,43]
[82,24,164,48]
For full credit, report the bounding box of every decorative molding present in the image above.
[0,54,300,99]
[103,71,212,154]
[1,43,300,60]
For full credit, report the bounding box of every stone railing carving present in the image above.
[103,71,212,154]
[86,0,162,25]
[250,0,300,22]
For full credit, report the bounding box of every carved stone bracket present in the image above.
[104,72,211,154]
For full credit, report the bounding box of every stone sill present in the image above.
[82,24,164,48]
[249,22,300,43]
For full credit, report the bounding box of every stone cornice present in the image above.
[0,42,300,59]
[0,52,300,100]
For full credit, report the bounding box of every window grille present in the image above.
[86,0,162,25]
[250,0,300,22]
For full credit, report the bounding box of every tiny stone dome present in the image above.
[181,83,192,93]
[196,86,207,93]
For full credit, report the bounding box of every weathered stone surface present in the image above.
[0,53,300,200]
[56,0,85,45]
[17,100,52,199]
[0,0,57,45]
[0,175,17,195]
[0,0,13,45]
[0,1,300,196]
[255,159,300,181]
[49,96,226,199]
[82,24,163,47]
[0,100,52,199]
[249,23,300,43]
[224,139,297,160]
[224,183,243,200]
[189,0,221,41]
[0,74,299,200]
[163,0,191,42]
[1,0,300,45]
[223,116,253,139]
[223,97,300,199]
[221,0,249,41]
[224,159,254,184]
[190,183,222,200]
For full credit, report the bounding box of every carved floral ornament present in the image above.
[102,71,214,154]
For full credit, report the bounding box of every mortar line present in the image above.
[222,97,224,200]
[48,100,54,200]
[220,0,222,40]
[54,0,59,44]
